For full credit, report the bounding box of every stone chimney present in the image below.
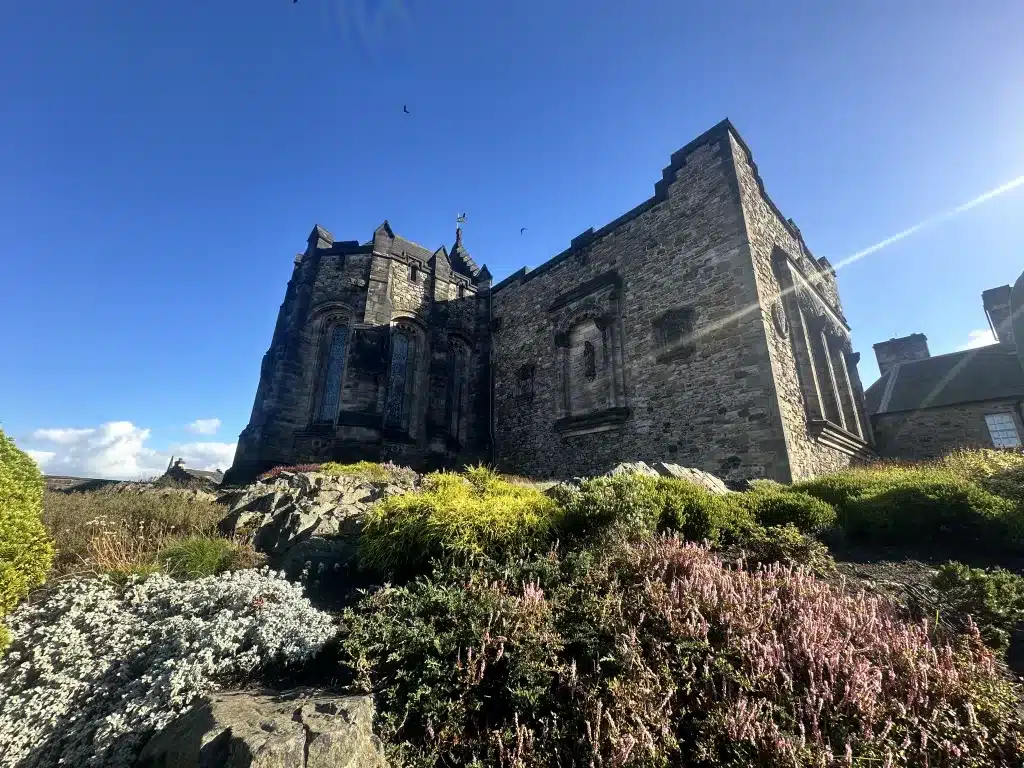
[873,334,930,376]
[982,285,1015,346]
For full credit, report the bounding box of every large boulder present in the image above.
[217,471,411,581]
[604,461,731,494]
[137,690,388,768]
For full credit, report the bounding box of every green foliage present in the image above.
[549,473,663,543]
[551,473,756,547]
[320,460,417,487]
[156,536,263,580]
[0,428,54,649]
[797,465,1024,555]
[360,467,561,576]
[341,540,1024,767]
[738,524,836,573]
[737,486,837,534]
[933,561,1024,653]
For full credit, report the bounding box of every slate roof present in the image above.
[865,342,1024,415]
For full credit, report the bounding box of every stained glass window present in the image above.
[315,325,348,424]
[384,331,411,429]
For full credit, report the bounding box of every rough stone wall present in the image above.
[491,132,788,482]
[730,133,866,480]
[872,399,1024,461]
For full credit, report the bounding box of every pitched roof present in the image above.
[865,342,1024,415]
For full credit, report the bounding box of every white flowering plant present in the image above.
[0,568,337,767]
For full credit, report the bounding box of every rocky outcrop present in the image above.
[137,690,388,768]
[217,471,410,579]
[605,461,731,494]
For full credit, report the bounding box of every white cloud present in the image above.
[31,427,95,444]
[22,421,236,481]
[959,328,997,350]
[186,418,222,436]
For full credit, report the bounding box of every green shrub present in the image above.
[737,486,837,534]
[1,428,54,649]
[738,524,836,573]
[156,536,264,580]
[551,474,756,547]
[842,469,1021,550]
[793,469,880,509]
[933,561,1024,653]
[360,468,560,576]
[549,473,663,543]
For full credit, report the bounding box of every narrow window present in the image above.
[516,364,535,400]
[384,331,411,430]
[457,284,466,299]
[985,412,1021,448]
[409,263,419,282]
[583,341,596,381]
[446,342,468,440]
[315,325,349,424]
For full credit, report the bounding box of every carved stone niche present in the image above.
[652,306,697,363]
[516,363,536,401]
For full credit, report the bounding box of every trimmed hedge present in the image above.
[1,428,54,649]
[736,486,837,534]
[795,466,1024,554]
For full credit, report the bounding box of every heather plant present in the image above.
[933,561,1024,653]
[256,463,323,481]
[360,467,561,576]
[0,428,54,650]
[0,568,336,767]
[320,460,419,488]
[342,538,1024,767]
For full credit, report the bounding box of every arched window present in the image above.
[315,324,349,424]
[384,328,414,431]
[446,339,469,441]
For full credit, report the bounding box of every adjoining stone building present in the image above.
[866,282,1024,460]
[225,119,873,485]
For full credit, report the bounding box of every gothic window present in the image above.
[584,341,596,381]
[384,329,413,431]
[446,339,469,441]
[315,324,349,424]
[811,328,843,426]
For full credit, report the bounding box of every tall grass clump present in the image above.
[360,466,560,576]
[0,428,54,650]
[343,537,1024,767]
[42,486,226,578]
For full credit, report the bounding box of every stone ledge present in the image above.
[555,406,631,438]
[809,419,873,457]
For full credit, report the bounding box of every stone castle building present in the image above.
[225,119,873,485]
[866,278,1024,460]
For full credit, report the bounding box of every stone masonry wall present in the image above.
[730,134,865,480]
[872,399,1024,461]
[491,131,788,482]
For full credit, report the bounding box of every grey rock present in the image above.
[137,690,388,768]
[650,462,731,494]
[605,461,661,478]
[217,471,411,577]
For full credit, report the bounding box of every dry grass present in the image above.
[41,487,250,579]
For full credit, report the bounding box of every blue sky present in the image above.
[1,1,1022,479]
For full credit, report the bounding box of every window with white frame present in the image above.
[985,412,1021,448]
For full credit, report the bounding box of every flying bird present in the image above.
[403,105,410,114]
[520,227,527,235]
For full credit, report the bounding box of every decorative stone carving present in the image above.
[771,300,788,338]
